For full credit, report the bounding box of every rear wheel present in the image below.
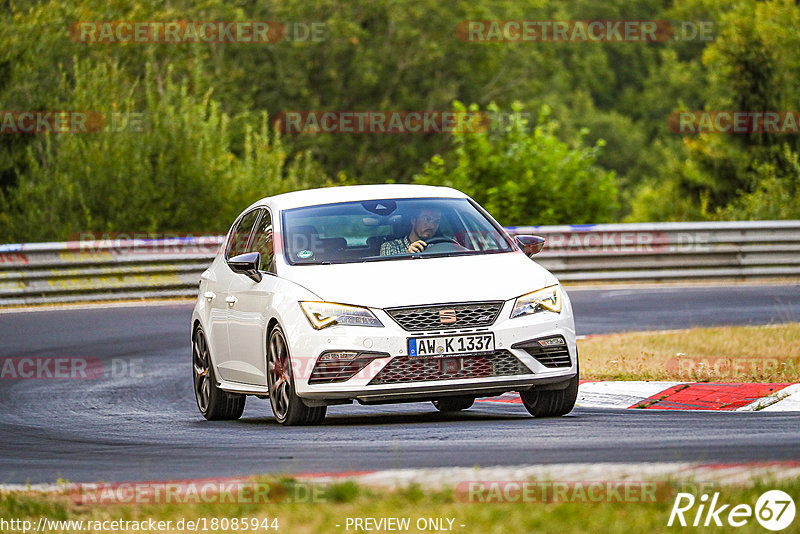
[432,396,475,412]
[267,325,326,426]
[193,326,245,420]
[520,366,579,418]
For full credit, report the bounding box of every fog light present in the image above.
[538,337,566,347]
[318,351,359,362]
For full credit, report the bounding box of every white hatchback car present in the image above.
[191,184,578,425]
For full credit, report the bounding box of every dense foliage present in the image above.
[414,103,617,226]
[1,0,798,241]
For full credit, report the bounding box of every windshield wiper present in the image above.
[359,254,423,262]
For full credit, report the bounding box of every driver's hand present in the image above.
[407,240,427,253]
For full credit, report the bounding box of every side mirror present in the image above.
[515,235,546,256]
[228,252,263,282]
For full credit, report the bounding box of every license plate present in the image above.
[408,333,494,357]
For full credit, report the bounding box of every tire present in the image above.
[432,396,475,412]
[520,365,579,418]
[193,326,246,420]
[267,325,326,426]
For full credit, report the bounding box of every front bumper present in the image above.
[286,298,578,400]
[303,374,577,406]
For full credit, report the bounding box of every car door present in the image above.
[202,258,234,376]
[224,207,278,385]
[214,208,262,383]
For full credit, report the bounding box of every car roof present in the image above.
[248,184,467,212]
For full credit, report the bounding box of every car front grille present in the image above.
[384,301,504,332]
[512,336,572,368]
[369,350,531,385]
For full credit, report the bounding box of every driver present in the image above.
[380,207,442,255]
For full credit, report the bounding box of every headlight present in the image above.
[510,285,562,318]
[299,301,384,329]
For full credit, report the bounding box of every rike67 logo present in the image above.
[668,490,795,531]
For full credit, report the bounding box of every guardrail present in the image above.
[0,236,223,306]
[506,220,800,282]
[1,221,798,306]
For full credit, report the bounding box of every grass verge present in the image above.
[2,477,798,533]
[578,323,800,382]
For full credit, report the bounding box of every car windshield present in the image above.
[281,197,516,265]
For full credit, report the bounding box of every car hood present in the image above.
[280,252,555,308]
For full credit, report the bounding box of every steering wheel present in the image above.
[424,236,467,251]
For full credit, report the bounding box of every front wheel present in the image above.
[267,325,326,426]
[519,368,579,418]
[193,326,245,420]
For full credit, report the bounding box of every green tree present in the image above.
[413,102,617,226]
[0,59,330,242]
[628,0,800,221]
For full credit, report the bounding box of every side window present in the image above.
[225,209,261,259]
[252,209,275,273]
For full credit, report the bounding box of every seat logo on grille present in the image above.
[438,309,457,324]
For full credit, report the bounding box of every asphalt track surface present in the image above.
[1,284,799,484]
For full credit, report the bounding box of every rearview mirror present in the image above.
[515,235,546,256]
[227,252,263,282]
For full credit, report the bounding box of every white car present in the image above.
[191,184,578,425]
